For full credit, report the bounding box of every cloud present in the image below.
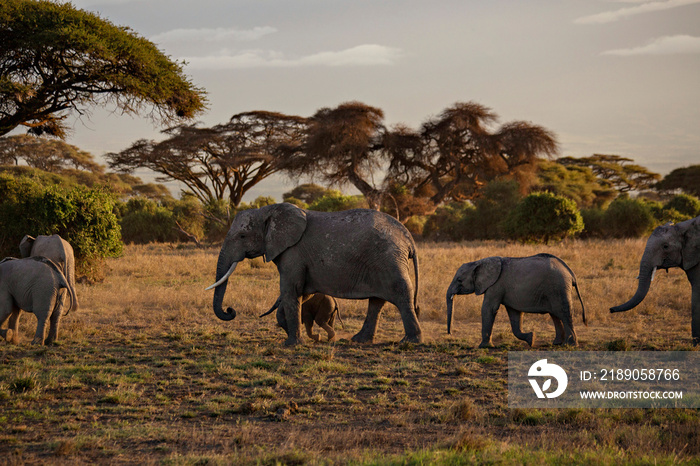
[602,34,700,55]
[182,44,402,70]
[575,0,700,24]
[151,27,277,45]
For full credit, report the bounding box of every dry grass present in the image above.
[0,239,698,464]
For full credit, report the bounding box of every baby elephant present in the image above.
[261,293,342,342]
[0,256,77,345]
[446,253,586,348]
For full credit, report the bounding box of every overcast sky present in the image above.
[59,0,700,201]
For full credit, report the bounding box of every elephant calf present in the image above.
[0,257,77,345]
[446,254,586,348]
[261,293,342,342]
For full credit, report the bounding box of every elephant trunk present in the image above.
[610,260,656,314]
[446,281,458,334]
[447,294,455,334]
[210,252,239,321]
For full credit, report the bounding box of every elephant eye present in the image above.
[663,243,669,250]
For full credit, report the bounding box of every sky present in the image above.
[55,0,700,201]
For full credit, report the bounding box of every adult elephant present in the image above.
[610,216,700,345]
[206,203,422,346]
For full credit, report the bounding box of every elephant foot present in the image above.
[401,333,423,344]
[0,328,7,341]
[283,336,303,347]
[478,340,493,349]
[351,332,375,344]
[693,337,700,347]
[526,332,535,347]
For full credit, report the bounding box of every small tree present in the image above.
[0,0,206,137]
[505,192,583,243]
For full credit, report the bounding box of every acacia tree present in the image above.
[0,134,102,172]
[656,165,700,197]
[0,0,206,137]
[387,101,559,205]
[107,111,307,207]
[558,154,660,193]
[288,101,387,210]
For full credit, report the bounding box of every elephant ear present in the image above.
[680,216,700,271]
[263,203,308,263]
[474,257,502,295]
[19,235,35,258]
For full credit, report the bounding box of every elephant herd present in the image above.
[206,203,700,348]
[1,204,699,348]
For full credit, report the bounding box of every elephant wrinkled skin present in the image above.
[610,216,700,346]
[207,203,422,346]
[0,257,76,345]
[446,254,586,348]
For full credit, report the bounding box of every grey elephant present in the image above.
[7,234,79,343]
[206,203,421,346]
[446,254,586,348]
[0,257,77,345]
[260,293,343,342]
[611,216,700,345]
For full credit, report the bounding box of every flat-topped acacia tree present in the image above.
[0,0,206,138]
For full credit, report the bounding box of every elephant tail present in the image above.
[33,257,76,317]
[259,297,281,318]
[332,297,345,329]
[573,280,587,326]
[410,247,420,318]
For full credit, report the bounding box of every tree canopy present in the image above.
[388,102,559,206]
[558,154,660,193]
[107,111,307,207]
[656,165,700,197]
[0,0,206,138]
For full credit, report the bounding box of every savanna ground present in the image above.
[1,239,699,465]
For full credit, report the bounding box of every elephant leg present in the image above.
[1,304,21,344]
[559,311,577,346]
[31,312,49,345]
[687,267,700,346]
[505,306,534,347]
[319,322,336,342]
[280,293,303,347]
[305,319,320,342]
[551,315,565,345]
[392,277,422,343]
[479,300,500,348]
[45,291,66,345]
[352,298,386,344]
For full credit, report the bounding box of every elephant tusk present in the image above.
[205,262,238,290]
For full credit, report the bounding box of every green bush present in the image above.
[603,197,656,238]
[0,174,122,275]
[466,179,522,239]
[664,194,700,219]
[119,198,179,244]
[580,208,606,238]
[423,202,475,241]
[504,192,583,243]
[308,191,367,212]
[403,215,428,238]
[118,195,208,244]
